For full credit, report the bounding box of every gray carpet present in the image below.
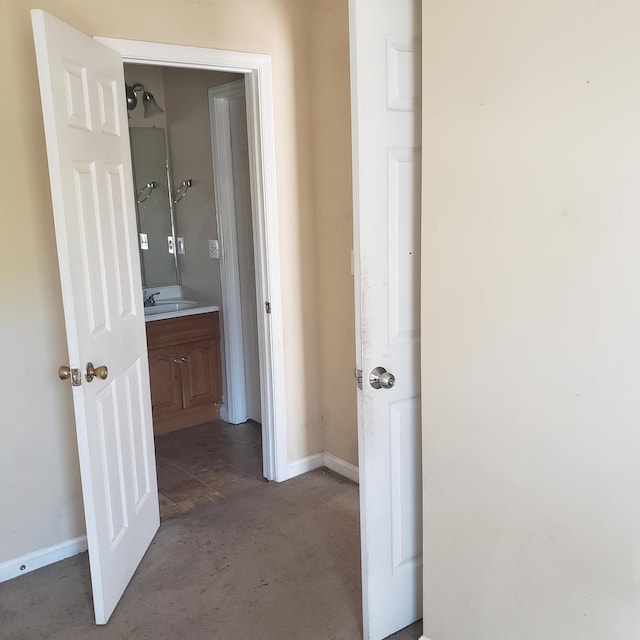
[0,469,421,640]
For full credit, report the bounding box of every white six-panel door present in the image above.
[32,10,159,624]
[349,0,423,638]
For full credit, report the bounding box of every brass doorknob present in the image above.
[86,362,109,383]
[58,365,82,386]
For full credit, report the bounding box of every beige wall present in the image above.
[0,0,356,562]
[422,0,640,637]
[309,0,357,465]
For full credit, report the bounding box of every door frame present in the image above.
[208,79,257,425]
[96,37,287,482]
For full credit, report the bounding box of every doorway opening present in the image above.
[98,37,289,486]
[124,61,265,515]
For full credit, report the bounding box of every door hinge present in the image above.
[265,301,272,314]
[354,368,363,390]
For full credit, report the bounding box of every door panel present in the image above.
[349,0,422,638]
[148,347,182,416]
[180,339,221,408]
[122,358,155,508]
[32,10,159,624]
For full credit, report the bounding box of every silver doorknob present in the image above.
[369,366,396,390]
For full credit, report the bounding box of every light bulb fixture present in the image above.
[125,83,164,117]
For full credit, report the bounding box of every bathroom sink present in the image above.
[144,300,199,316]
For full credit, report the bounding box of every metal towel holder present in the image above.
[173,179,193,204]
[136,181,157,204]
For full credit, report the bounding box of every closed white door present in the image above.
[349,0,423,638]
[32,10,159,624]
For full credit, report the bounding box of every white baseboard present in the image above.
[0,535,87,583]
[323,452,359,484]
[287,453,324,479]
[287,452,359,484]
[419,636,431,640]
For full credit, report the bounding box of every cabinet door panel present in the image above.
[148,347,182,416]
[180,339,222,409]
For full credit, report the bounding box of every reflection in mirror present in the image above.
[130,127,179,287]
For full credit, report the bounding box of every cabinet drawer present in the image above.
[146,312,219,349]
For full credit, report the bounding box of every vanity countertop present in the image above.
[144,304,220,323]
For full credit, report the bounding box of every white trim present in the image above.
[323,452,360,484]
[243,63,287,481]
[287,452,359,483]
[95,37,288,482]
[0,536,87,583]
[287,453,324,479]
[419,636,431,640]
[209,80,249,424]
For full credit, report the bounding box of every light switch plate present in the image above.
[209,239,220,259]
[140,233,149,251]
[177,237,185,255]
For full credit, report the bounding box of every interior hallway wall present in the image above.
[309,0,358,466]
[0,0,325,563]
[422,0,640,637]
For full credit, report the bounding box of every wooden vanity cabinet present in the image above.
[145,312,222,435]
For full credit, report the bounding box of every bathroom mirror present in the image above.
[130,127,179,287]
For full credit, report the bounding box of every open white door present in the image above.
[350,0,423,638]
[32,10,159,624]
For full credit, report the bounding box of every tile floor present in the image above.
[154,420,266,519]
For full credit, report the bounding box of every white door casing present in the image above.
[209,80,262,425]
[31,10,159,625]
[98,37,286,482]
[349,0,423,638]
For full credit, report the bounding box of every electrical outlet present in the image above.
[177,237,185,255]
[209,239,220,259]
[167,236,174,254]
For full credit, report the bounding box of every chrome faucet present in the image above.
[143,291,160,307]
